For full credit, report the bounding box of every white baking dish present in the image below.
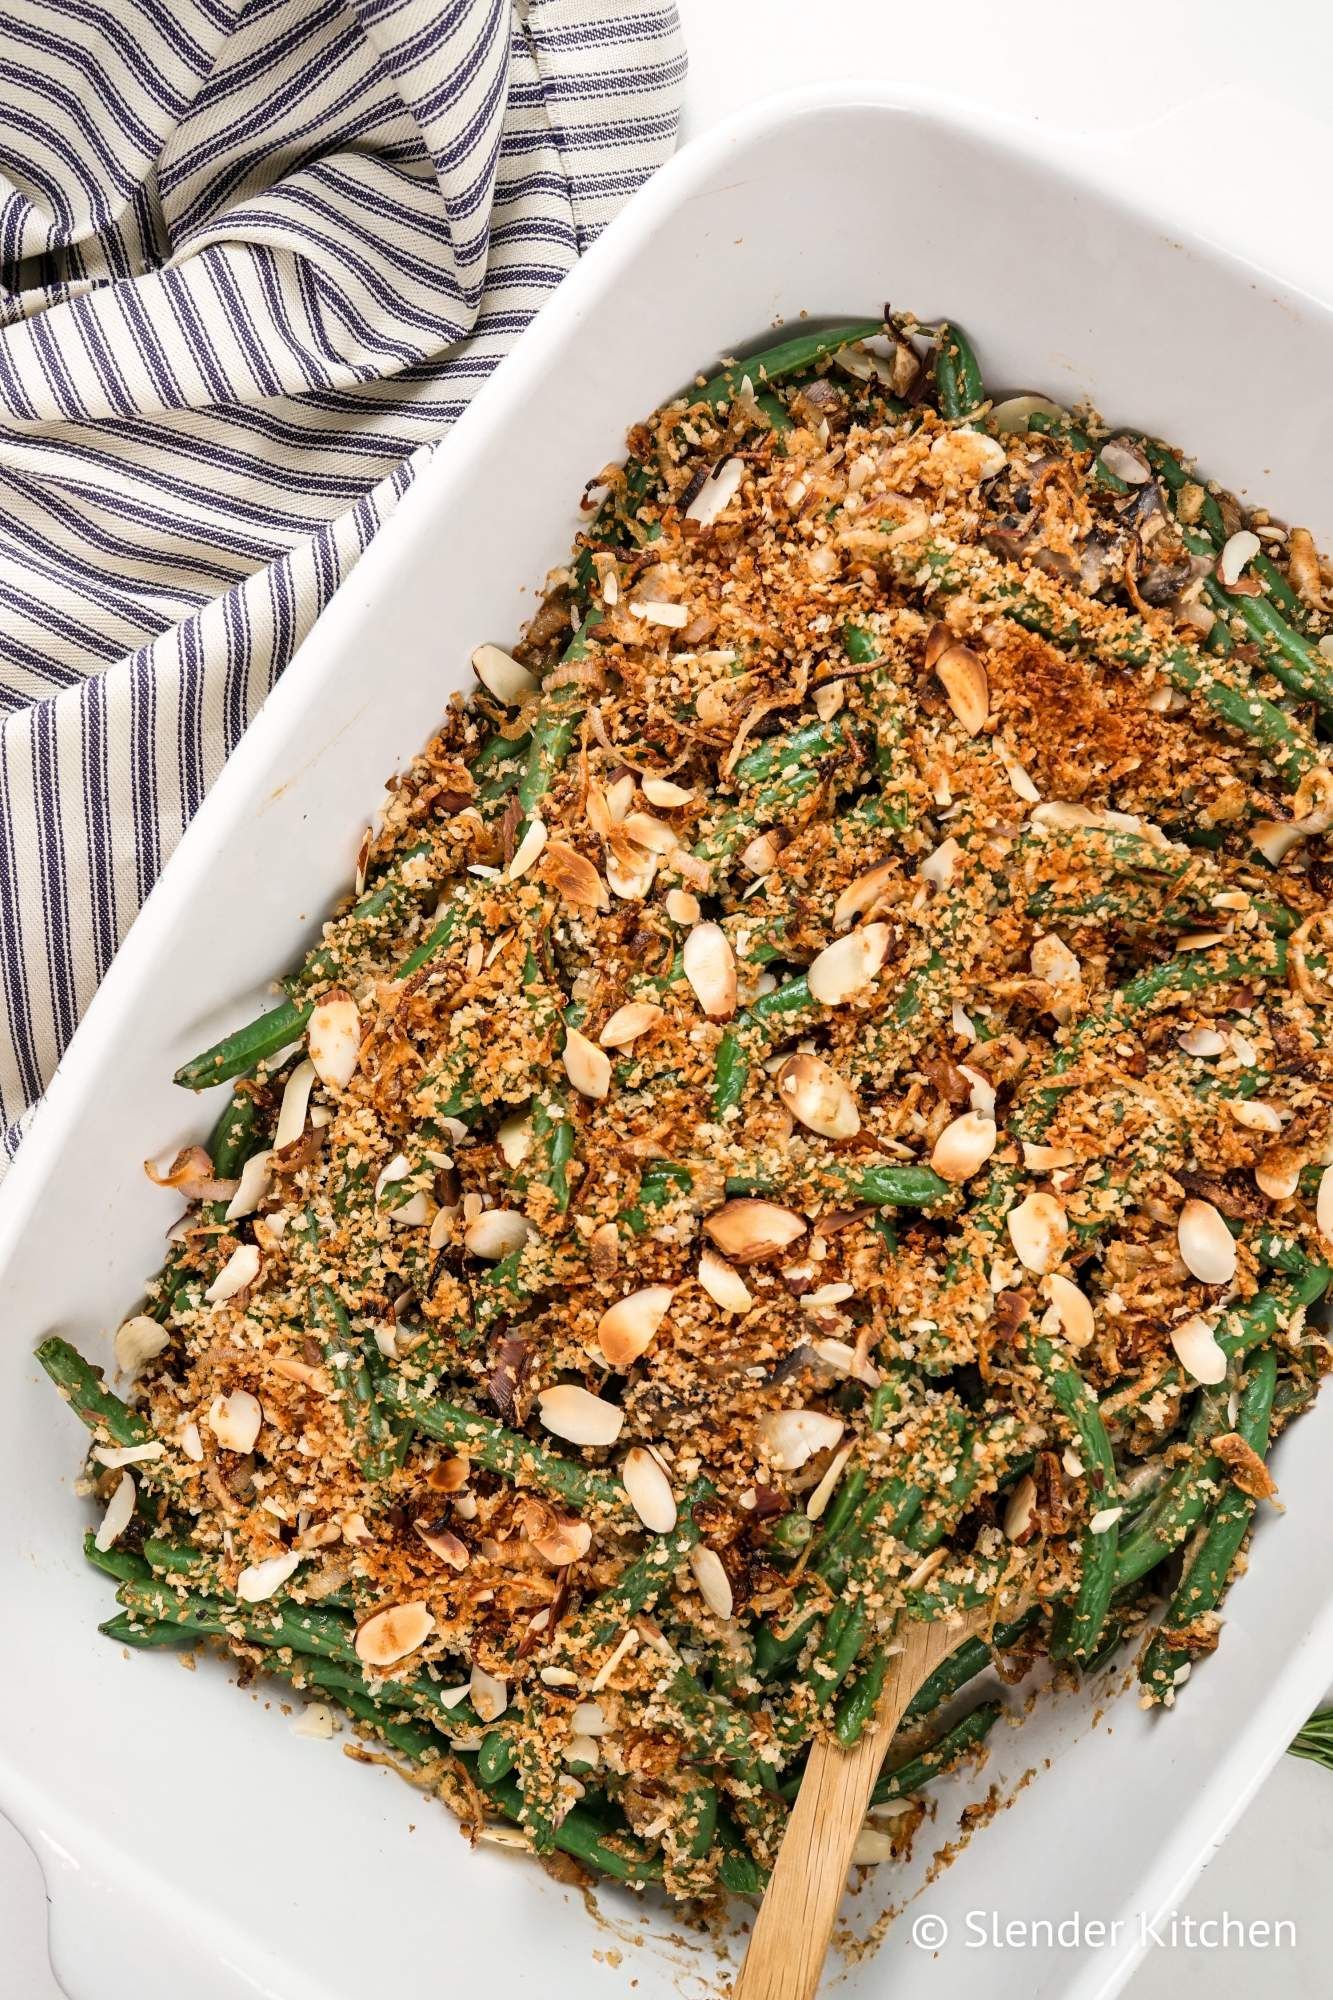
[5,80,1333,2000]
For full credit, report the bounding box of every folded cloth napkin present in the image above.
[0,0,685,1167]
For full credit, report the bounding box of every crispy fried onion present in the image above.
[143,1146,238,1203]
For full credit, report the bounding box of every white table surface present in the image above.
[6,1,1332,1991]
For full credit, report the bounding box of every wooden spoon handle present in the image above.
[734,1612,990,2000]
[732,1725,887,2000]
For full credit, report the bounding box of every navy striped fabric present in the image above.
[0,0,685,1166]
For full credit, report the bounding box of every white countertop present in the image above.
[6,1,1331,1991]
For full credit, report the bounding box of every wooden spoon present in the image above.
[733,1605,992,2000]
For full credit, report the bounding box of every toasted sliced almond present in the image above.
[933,640,989,735]
[1178,1199,1237,1285]
[205,1242,260,1304]
[237,1551,301,1603]
[807,922,891,1005]
[705,1199,806,1263]
[508,816,547,880]
[622,1447,677,1533]
[180,1422,204,1463]
[540,839,608,910]
[273,1058,317,1150]
[683,923,737,1019]
[563,1027,611,1100]
[698,1247,753,1312]
[597,1285,674,1368]
[741,830,780,877]
[598,1000,665,1049]
[1255,1147,1301,1201]
[469,1664,508,1722]
[758,1407,844,1471]
[666,888,700,924]
[833,858,896,933]
[307,992,361,1090]
[959,1064,996,1118]
[1031,933,1080,990]
[114,1313,169,1378]
[1170,1313,1227,1386]
[464,1208,529,1261]
[920,836,961,890]
[94,1471,136,1552]
[777,1052,860,1139]
[1218,529,1261,589]
[414,1521,470,1568]
[689,1545,734,1620]
[805,1442,854,1520]
[93,1441,165,1469]
[225,1148,275,1223]
[1003,1472,1037,1542]
[1043,1272,1095,1348]
[622,810,679,855]
[604,830,658,901]
[496,1113,532,1169]
[1006,1192,1068,1274]
[1098,439,1151,485]
[1179,1026,1228,1058]
[472,643,537,703]
[642,775,695,809]
[1089,1506,1124,1535]
[685,457,745,527]
[530,1514,593,1567]
[931,1111,996,1183]
[356,1601,435,1668]
[1229,1098,1282,1133]
[989,394,1063,433]
[208,1388,262,1454]
[1023,1141,1077,1172]
[852,1827,896,1866]
[537,1384,624,1447]
[929,427,1007,483]
[630,599,689,629]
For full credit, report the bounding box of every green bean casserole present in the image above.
[40,313,1333,1900]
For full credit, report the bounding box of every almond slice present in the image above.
[1218,529,1261,589]
[597,1285,674,1368]
[356,1601,435,1668]
[704,1199,806,1263]
[642,775,695,809]
[508,816,547,880]
[698,1247,753,1312]
[622,1446,678,1533]
[930,1111,996,1182]
[1043,1272,1095,1348]
[758,1408,845,1471]
[463,1208,529,1260]
[237,1552,302,1603]
[205,1242,261,1304]
[807,922,891,1005]
[630,599,689,629]
[94,1471,136,1552]
[540,839,609,910]
[537,1384,624,1447]
[472,643,537,703]
[1177,1198,1237,1285]
[777,1052,860,1139]
[225,1148,275,1223]
[598,1001,665,1049]
[274,1058,316,1150]
[1170,1313,1227,1386]
[833,858,896,933]
[114,1313,169,1378]
[683,922,737,1019]
[685,457,745,528]
[208,1388,262,1454]
[470,1664,509,1722]
[307,992,361,1090]
[1006,1192,1068,1274]
[933,640,989,735]
[529,1514,593,1567]
[1003,1472,1037,1541]
[563,1027,612,1100]
[689,1544,735,1620]
[414,1521,470,1568]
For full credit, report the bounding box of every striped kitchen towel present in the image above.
[0,0,685,1168]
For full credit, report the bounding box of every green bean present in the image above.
[1139,1348,1278,1704]
[867,1700,1003,1804]
[83,1532,152,1587]
[386,1391,629,1520]
[100,1611,199,1651]
[36,1337,157,1455]
[692,321,883,411]
[309,1281,401,1483]
[1027,1334,1119,1660]
[935,323,985,421]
